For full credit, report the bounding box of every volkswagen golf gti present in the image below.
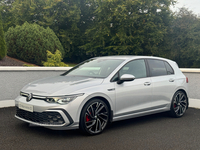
[15,56,189,135]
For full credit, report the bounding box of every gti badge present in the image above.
[26,93,33,102]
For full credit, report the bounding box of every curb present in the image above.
[1,99,200,109]
[188,99,200,109]
[0,67,199,72]
[0,100,15,108]
[0,67,72,71]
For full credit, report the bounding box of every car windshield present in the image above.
[62,58,124,78]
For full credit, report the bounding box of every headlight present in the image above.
[46,93,84,105]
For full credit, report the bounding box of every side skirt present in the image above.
[113,104,169,122]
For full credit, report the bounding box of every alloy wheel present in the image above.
[173,92,187,116]
[83,101,109,134]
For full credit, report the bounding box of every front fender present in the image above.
[75,92,115,124]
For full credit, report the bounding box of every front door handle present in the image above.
[144,82,151,86]
[169,78,174,82]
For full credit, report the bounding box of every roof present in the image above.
[93,55,174,62]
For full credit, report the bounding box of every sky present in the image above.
[171,0,200,15]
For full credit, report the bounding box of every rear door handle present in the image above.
[144,82,151,86]
[169,78,174,82]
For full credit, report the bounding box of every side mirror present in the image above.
[117,74,135,84]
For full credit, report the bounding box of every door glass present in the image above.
[147,59,167,76]
[119,59,147,79]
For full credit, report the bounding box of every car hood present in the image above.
[21,76,104,96]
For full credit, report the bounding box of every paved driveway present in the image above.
[0,107,200,150]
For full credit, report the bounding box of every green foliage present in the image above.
[158,7,200,68]
[41,0,83,62]
[5,22,64,65]
[1,0,176,63]
[23,64,35,67]
[43,50,68,67]
[66,63,77,67]
[0,0,15,32]
[5,0,83,62]
[0,11,7,59]
[80,0,175,57]
[7,0,200,67]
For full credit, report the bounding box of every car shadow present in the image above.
[15,111,172,137]
[15,107,194,139]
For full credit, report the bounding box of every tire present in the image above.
[79,99,109,135]
[170,91,188,118]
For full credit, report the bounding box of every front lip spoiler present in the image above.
[15,115,68,127]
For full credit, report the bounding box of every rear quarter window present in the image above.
[164,62,174,75]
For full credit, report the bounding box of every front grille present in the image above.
[16,107,65,125]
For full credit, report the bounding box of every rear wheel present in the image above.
[170,91,188,118]
[80,99,109,135]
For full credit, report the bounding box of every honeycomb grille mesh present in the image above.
[16,107,65,125]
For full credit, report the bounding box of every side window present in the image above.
[119,59,147,79]
[147,59,167,77]
[164,62,174,75]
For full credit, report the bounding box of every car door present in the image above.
[147,59,176,108]
[114,59,153,119]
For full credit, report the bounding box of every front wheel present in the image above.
[79,99,109,135]
[170,91,188,118]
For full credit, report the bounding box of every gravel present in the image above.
[0,56,37,66]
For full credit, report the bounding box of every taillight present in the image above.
[186,77,188,83]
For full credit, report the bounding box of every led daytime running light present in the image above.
[46,93,84,104]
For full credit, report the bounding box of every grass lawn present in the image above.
[66,63,77,67]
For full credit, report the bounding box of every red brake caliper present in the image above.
[86,115,90,122]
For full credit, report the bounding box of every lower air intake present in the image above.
[16,107,65,125]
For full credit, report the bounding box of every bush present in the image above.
[43,50,68,67]
[5,22,64,65]
[0,12,7,60]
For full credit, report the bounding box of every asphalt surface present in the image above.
[1,107,200,150]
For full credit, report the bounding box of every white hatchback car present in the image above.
[15,56,189,135]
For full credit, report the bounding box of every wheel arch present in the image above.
[170,88,189,109]
[79,96,113,124]
[169,88,189,117]
[176,89,189,108]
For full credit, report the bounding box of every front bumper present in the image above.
[15,95,81,130]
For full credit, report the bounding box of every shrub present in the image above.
[23,64,35,67]
[0,12,7,60]
[43,50,68,67]
[5,22,64,65]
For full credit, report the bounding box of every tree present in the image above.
[0,0,15,32]
[1,0,179,64]
[9,0,82,62]
[5,22,64,65]
[0,11,6,59]
[159,7,200,67]
[80,0,175,57]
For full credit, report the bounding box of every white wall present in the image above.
[0,67,198,101]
